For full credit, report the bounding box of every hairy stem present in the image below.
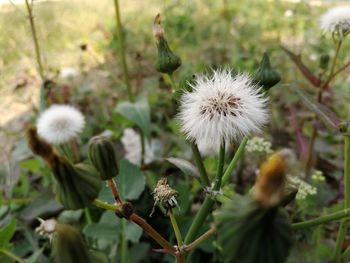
[25,0,44,80]
[191,142,210,187]
[107,179,122,203]
[222,136,248,185]
[113,0,133,101]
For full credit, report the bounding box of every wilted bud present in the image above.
[88,136,119,180]
[151,178,178,215]
[153,14,181,74]
[319,54,330,70]
[254,152,286,207]
[254,52,281,91]
[26,127,58,167]
[53,158,101,210]
[36,218,57,242]
[53,223,93,263]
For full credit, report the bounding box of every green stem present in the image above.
[334,129,350,259]
[120,219,128,263]
[0,198,32,205]
[168,209,183,247]
[222,136,248,185]
[191,142,210,187]
[184,142,225,244]
[0,248,25,263]
[168,73,177,91]
[292,209,350,230]
[140,131,145,166]
[92,199,121,212]
[183,226,216,252]
[113,0,133,101]
[25,0,44,81]
[84,208,92,224]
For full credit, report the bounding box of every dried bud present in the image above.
[254,52,281,91]
[36,218,57,242]
[53,223,93,263]
[151,178,178,215]
[53,158,101,210]
[153,14,181,74]
[88,136,119,180]
[26,127,58,167]
[254,152,286,207]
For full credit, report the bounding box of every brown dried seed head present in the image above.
[153,13,165,41]
[153,178,178,209]
[254,152,286,208]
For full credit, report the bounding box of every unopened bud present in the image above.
[53,158,101,210]
[88,136,119,180]
[319,54,330,70]
[254,152,286,207]
[254,52,281,91]
[153,14,181,74]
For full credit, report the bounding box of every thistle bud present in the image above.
[53,223,93,263]
[254,152,286,208]
[254,52,281,91]
[153,14,181,74]
[53,158,101,210]
[88,136,119,180]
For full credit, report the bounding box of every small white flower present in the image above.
[311,170,325,183]
[320,6,350,35]
[37,104,85,144]
[246,136,273,154]
[35,218,57,242]
[288,175,317,200]
[178,70,269,148]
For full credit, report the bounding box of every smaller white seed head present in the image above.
[320,6,350,35]
[37,104,85,144]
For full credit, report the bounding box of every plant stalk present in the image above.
[120,219,128,263]
[190,142,210,187]
[168,209,183,247]
[183,226,216,252]
[113,0,133,101]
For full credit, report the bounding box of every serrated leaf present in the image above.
[126,222,143,243]
[166,157,199,179]
[115,100,151,138]
[116,159,146,200]
[0,219,16,247]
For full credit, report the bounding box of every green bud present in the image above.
[88,136,119,180]
[53,223,93,263]
[153,14,181,74]
[156,37,182,74]
[254,52,281,91]
[319,54,330,70]
[53,158,101,210]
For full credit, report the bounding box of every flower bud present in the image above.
[254,152,286,208]
[53,223,93,263]
[53,158,101,210]
[254,52,281,91]
[88,136,119,180]
[153,14,181,74]
[319,54,330,70]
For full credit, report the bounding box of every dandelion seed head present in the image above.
[178,70,269,147]
[320,6,350,34]
[36,104,85,144]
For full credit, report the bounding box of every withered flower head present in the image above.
[151,178,179,215]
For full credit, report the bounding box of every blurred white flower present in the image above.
[59,67,78,80]
[288,175,317,200]
[121,128,163,165]
[178,70,269,148]
[284,10,293,18]
[35,218,57,242]
[311,170,325,183]
[37,104,85,144]
[246,136,272,154]
[320,6,350,34]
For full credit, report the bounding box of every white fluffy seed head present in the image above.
[36,104,85,144]
[178,69,269,148]
[320,6,350,34]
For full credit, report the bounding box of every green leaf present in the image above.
[19,159,41,173]
[125,222,143,243]
[0,219,16,248]
[129,243,150,263]
[83,223,120,240]
[116,159,146,200]
[115,100,151,137]
[25,247,44,263]
[166,157,199,179]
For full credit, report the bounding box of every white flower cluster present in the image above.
[311,170,325,183]
[246,136,272,154]
[288,175,317,200]
[320,6,350,35]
